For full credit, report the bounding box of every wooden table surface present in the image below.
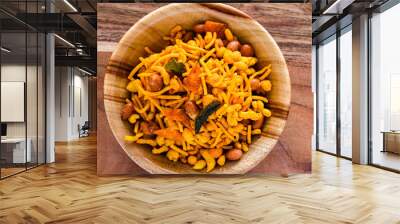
[97,3,312,175]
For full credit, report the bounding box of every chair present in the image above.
[78,121,90,138]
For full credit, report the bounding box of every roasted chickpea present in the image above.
[167,150,179,162]
[250,78,261,91]
[147,73,163,92]
[188,156,198,165]
[184,100,199,120]
[234,142,242,150]
[121,101,135,120]
[261,80,272,92]
[193,24,205,33]
[226,40,240,52]
[240,44,254,57]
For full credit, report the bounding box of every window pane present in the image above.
[371,3,400,171]
[26,0,40,169]
[318,36,337,154]
[38,32,45,165]
[27,31,38,169]
[340,28,352,158]
[1,30,27,177]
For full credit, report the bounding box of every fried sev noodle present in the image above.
[123,22,273,172]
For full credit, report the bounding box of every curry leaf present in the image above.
[195,101,222,134]
[165,58,186,75]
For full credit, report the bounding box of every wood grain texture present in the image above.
[104,3,290,174]
[1,136,400,223]
[97,52,146,175]
[97,3,312,175]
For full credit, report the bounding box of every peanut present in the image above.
[253,116,264,129]
[226,40,240,52]
[250,78,261,91]
[240,44,254,57]
[146,73,163,92]
[204,20,226,33]
[226,149,243,160]
[184,101,199,120]
[193,24,205,33]
[121,102,135,120]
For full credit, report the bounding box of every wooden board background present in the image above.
[97,3,312,175]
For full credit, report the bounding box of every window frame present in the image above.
[367,1,400,173]
[0,0,48,180]
[315,24,353,161]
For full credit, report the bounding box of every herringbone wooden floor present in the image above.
[1,135,400,224]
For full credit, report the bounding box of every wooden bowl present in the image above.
[104,3,291,174]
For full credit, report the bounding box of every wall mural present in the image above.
[97,3,312,175]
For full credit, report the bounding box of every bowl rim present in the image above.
[104,3,291,174]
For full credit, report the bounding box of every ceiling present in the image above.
[312,0,392,43]
[0,0,97,74]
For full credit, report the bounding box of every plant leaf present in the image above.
[195,101,222,134]
[165,58,186,75]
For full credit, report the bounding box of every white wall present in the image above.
[1,64,41,138]
[1,65,26,138]
[1,63,46,163]
[55,66,70,141]
[54,67,89,141]
[72,74,89,138]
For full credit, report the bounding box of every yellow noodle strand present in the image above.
[252,96,269,103]
[128,62,143,80]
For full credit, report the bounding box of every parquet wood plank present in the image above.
[1,136,400,223]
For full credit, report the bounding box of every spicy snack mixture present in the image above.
[121,21,272,172]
